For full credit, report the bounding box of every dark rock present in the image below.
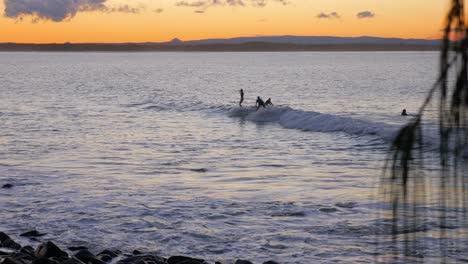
[74,250,104,264]
[263,261,280,264]
[215,262,223,264]
[0,257,28,264]
[60,257,86,264]
[19,247,35,258]
[97,250,118,259]
[175,261,205,264]
[67,247,87,252]
[0,232,11,243]
[167,256,205,264]
[10,252,35,262]
[189,168,207,173]
[132,250,142,256]
[49,257,69,263]
[2,239,21,250]
[235,260,254,264]
[20,246,35,256]
[96,255,111,263]
[35,242,68,259]
[32,258,59,264]
[0,251,11,256]
[20,231,46,238]
[117,255,167,264]
[2,184,13,189]
[318,207,338,213]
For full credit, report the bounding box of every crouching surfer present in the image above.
[265,98,273,107]
[256,96,266,111]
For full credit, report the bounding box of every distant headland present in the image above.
[0,36,441,52]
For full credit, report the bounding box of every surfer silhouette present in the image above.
[239,89,244,107]
[265,98,273,107]
[401,109,408,116]
[256,96,266,111]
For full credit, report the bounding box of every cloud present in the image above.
[154,8,164,13]
[110,5,140,14]
[3,0,143,22]
[356,11,375,19]
[175,1,208,7]
[316,12,340,19]
[175,0,289,11]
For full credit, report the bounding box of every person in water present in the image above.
[265,98,273,106]
[401,109,408,116]
[256,96,266,111]
[239,89,244,107]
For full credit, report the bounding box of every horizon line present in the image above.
[0,35,442,45]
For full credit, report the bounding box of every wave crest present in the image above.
[227,106,400,141]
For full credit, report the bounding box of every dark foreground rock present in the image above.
[1,239,21,250]
[67,247,87,252]
[20,231,47,238]
[35,242,68,259]
[0,232,281,264]
[74,249,104,264]
[234,260,253,264]
[167,256,206,264]
[1,184,13,189]
[118,255,167,264]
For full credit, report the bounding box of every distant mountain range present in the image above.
[0,36,441,52]
[162,35,441,46]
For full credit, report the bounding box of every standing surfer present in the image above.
[239,89,244,107]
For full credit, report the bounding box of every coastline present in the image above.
[0,43,439,52]
[0,232,278,264]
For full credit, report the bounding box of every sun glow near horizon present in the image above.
[0,0,448,43]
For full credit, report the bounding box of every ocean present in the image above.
[0,51,455,263]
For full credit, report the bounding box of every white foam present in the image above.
[227,106,401,141]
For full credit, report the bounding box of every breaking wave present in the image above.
[226,106,405,142]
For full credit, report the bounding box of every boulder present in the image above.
[60,257,85,264]
[2,184,13,189]
[35,242,68,259]
[2,239,21,250]
[10,252,35,262]
[32,258,59,264]
[0,232,11,243]
[167,256,205,264]
[234,260,254,264]
[96,250,118,259]
[67,247,87,252]
[20,246,35,257]
[74,250,104,264]
[96,255,111,263]
[117,255,167,264]
[20,231,46,238]
[1,257,27,264]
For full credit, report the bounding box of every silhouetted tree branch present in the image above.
[383,0,468,262]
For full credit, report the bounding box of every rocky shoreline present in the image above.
[0,232,279,264]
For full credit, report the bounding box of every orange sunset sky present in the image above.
[0,0,448,43]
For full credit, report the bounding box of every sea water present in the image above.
[0,52,459,263]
